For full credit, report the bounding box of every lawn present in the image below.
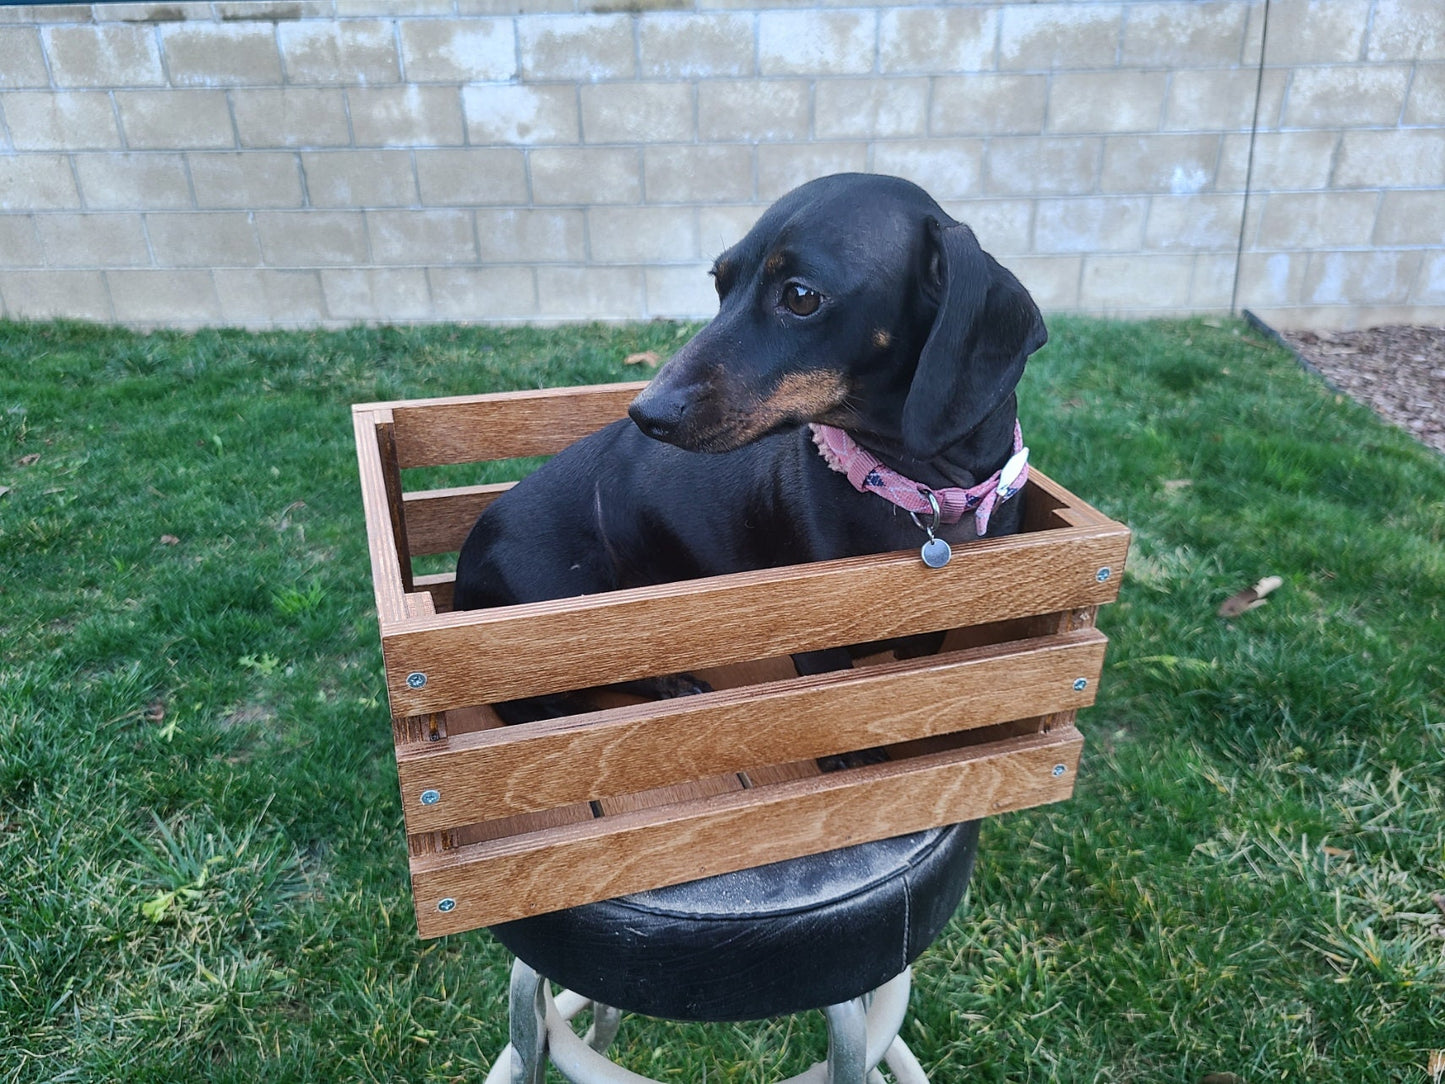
[1,316,1441,1083]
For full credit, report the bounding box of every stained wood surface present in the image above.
[379,522,1128,713]
[396,628,1106,832]
[409,728,1082,934]
[353,408,408,625]
[402,483,512,556]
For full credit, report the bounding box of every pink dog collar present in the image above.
[809,421,1029,538]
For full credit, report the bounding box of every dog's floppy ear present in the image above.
[902,218,1047,459]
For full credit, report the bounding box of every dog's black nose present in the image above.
[628,394,686,443]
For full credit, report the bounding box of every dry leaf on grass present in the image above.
[1218,575,1283,618]
[144,700,166,723]
[624,351,662,367]
[160,534,180,546]
[17,453,40,467]
[1428,1050,1444,1084]
[1200,1074,1244,1084]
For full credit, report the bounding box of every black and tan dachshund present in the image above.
[454,173,1047,718]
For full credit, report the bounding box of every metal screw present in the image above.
[406,671,427,689]
[420,789,441,806]
[1096,567,1112,583]
[1073,677,1088,691]
[1052,764,1068,778]
[437,898,456,913]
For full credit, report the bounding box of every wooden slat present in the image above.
[368,381,649,469]
[352,407,408,626]
[396,628,1107,831]
[380,521,1129,714]
[403,483,513,556]
[409,728,1082,935]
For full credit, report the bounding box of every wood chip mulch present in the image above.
[1275,325,1445,456]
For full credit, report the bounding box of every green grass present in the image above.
[1,316,1441,1083]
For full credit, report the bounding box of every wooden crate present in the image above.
[353,382,1130,938]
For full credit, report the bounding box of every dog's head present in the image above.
[629,173,1047,459]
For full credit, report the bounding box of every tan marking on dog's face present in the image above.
[763,250,786,277]
[759,370,850,424]
[872,328,892,350]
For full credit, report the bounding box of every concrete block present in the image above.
[42,25,165,88]
[277,20,400,85]
[759,11,874,76]
[1121,1,1250,68]
[646,264,714,318]
[1415,252,1445,303]
[368,208,478,265]
[159,22,283,86]
[255,210,367,266]
[429,266,538,320]
[1191,252,1238,308]
[335,0,453,13]
[73,152,190,210]
[415,148,529,206]
[0,214,43,266]
[931,75,1048,136]
[984,137,1101,196]
[1263,0,1370,64]
[638,14,754,78]
[588,205,698,263]
[232,88,351,148]
[519,15,636,81]
[191,151,304,209]
[699,81,810,141]
[1255,192,1378,249]
[1335,129,1445,187]
[1034,196,1148,253]
[644,144,754,203]
[757,143,868,200]
[815,78,929,139]
[115,90,236,150]
[531,147,641,204]
[1081,254,1194,309]
[999,255,1082,310]
[1235,251,1307,307]
[349,86,464,147]
[463,84,580,145]
[0,153,80,210]
[0,270,111,320]
[581,83,694,143]
[1240,130,1337,190]
[700,204,763,255]
[1305,249,1420,305]
[870,140,984,200]
[35,212,149,267]
[878,7,995,74]
[1405,63,1445,123]
[1048,72,1168,133]
[108,269,222,323]
[215,268,327,325]
[1368,0,1445,61]
[1145,194,1245,251]
[1284,66,1411,128]
[1214,132,1253,191]
[302,149,418,207]
[321,267,433,322]
[0,28,48,88]
[1101,134,1221,194]
[998,4,1122,71]
[476,208,587,262]
[459,0,573,13]
[146,211,262,267]
[536,265,645,319]
[399,18,517,82]
[1,92,122,150]
[1164,69,1259,132]
[941,198,1033,254]
[1374,190,1445,245]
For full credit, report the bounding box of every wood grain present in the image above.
[395,629,1106,832]
[352,407,408,625]
[403,483,512,556]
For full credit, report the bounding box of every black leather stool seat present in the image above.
[491,820,980,1022]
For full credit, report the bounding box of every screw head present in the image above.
[1052,764,1068,778]
[420,789,441,806]
[1096,567,1112,583]
[406,671,427,689]
[1073,677,1088,691]
[437,898,456,913]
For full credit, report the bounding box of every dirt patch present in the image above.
[1273,325,1445,456]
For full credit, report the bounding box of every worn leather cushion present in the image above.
[490,820,980,1022]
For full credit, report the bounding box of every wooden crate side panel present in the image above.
[353,408,409,625]
[396,629,1107,832]
[409,729,1083,935]
[381,524,1130,713]
[403,483,512,557]
[386,382,648,468]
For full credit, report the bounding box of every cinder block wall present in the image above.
[0,0,1439,329]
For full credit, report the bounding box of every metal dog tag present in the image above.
[921,536,952,568]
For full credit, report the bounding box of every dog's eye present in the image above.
[782,282,822,317]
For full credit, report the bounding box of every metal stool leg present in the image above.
[508,958,547,1084]
[822,996,868,1084]
[586,1002,623,1053]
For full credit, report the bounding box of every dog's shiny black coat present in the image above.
[454,175,1046,702]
